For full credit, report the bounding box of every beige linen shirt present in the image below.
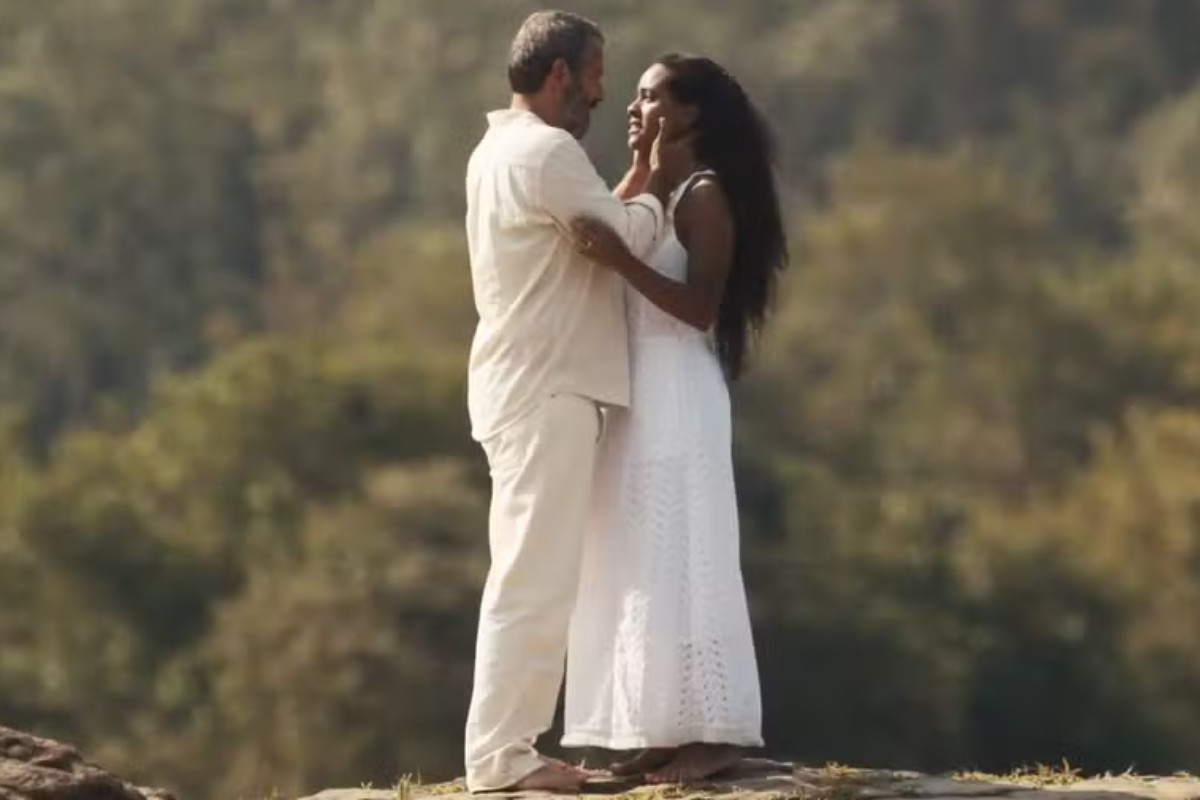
[464,108,666,441]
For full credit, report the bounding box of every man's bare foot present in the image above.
[510,762,586,793]
[609,748,677,777]
[645,744,744,785]
[545,756,599,779]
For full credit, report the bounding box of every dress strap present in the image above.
[668,169,719,215]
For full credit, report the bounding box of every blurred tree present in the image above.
[739,146,1200,772]
[2,2,1200,797]
[0,0,262,447]
[10,334,476,769]
[1132,82,1200,257]
[174,461,487,800]
[960,408,1200,772]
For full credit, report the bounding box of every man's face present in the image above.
[562,38,605,139]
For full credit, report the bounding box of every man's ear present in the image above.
[548,57,572,89]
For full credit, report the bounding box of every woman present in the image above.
[562,54,788,784]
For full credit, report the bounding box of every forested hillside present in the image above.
[3,3,1200,799]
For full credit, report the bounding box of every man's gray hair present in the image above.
[508,10,603,94]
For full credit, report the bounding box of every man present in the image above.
[463,9,686,794]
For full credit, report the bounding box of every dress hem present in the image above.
[560,728,764,750]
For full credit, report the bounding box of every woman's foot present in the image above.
[645,744,745,785]
[608,748,677,777]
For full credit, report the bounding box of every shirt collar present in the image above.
[487,108,544,128]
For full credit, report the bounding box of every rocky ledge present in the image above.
[0,725,175,800]
[300,758,1200,800]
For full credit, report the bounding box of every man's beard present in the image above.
[563,78,591,139]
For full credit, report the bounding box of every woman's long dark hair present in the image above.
[658,53,788,380]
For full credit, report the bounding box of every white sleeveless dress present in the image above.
[562,173,763,750]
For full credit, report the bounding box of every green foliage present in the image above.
[736,148,1200,772]
[174,461,487,800]
[0,1,263,444]
[1132,84,1200,257]
[958,408,1200,769]
[3,2,1200,799]
[6,335,476,794]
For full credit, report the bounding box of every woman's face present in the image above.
[626,63,691,155]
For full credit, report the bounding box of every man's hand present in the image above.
[650,117,695,181]
[647,116,695,204]
[571,216,635,273]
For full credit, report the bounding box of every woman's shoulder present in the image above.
[671,170,731,233]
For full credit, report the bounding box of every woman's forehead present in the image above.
[638,63,670,90]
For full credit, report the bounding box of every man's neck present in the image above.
[512,93,561,130]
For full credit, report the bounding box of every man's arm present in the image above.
[538,136,669,259]
[614,153,651,200]
[572,178,733,331]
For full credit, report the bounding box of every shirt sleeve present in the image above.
[536,135,665,260]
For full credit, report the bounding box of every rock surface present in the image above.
[298,759,1200,800]
[0,725,175,800]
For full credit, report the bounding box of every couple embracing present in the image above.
[462,9,787,793]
